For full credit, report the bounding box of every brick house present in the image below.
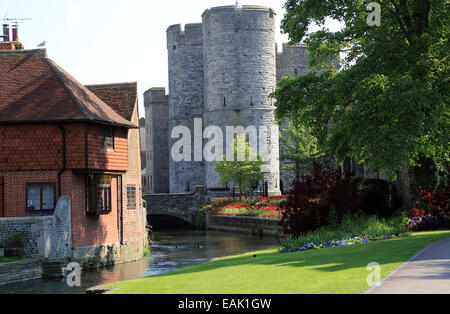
[0,47,145,263]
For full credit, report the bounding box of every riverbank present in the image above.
[99,230,450,294]
[0,230,279,294]
[206,214,284,237]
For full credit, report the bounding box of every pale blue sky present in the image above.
[1,0,341,117]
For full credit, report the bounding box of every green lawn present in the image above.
[0,256,22,264]
[104,230,450,294]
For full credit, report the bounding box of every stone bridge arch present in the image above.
[144,186,209,226]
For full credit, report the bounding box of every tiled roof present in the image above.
[0,49,136,128]
[86,82,138,122]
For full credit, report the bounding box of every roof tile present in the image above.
[0,49,136,128]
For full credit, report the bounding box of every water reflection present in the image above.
[0,230,280,294]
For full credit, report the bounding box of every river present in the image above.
[0,230,281,294]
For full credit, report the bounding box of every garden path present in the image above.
[368,237,450,294]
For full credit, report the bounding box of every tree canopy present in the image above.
[272,0,449,178]
[215,134,265,198]
[280,122,325,179]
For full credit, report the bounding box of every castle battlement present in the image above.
[202,5,274,15]
[166,23,203,48]
[144,88,168,106]
[277,42,308,55]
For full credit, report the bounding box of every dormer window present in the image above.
[101,128,114,150]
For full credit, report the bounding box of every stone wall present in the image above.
[206,213,284,237]
[0,259,44,286]
[167,23,206,193]
[0,196,71,260]
[144,186,209,225]
[144,88,170,194]
[276,44,311,81]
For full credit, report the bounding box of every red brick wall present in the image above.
[70,174,120,248]
[0,123,129,172]
[120,102,144,248]
[0,124,65,171]
[0,121,140,250]
[87,125,128,171]
[65,124,86,169]
[0,169,121,248]
[0,170,72,217]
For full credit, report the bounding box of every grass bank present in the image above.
[103,230,450,294]
[0,257,22,264]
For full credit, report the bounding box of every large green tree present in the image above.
[280,122,325,179]
[272,0,449,178]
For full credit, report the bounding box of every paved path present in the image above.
[368,237,450,294]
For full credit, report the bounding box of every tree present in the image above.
[280,122,325,180]
[215,134,265,199]
[272,0,449,179]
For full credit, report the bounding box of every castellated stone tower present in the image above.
[276,43,312,192]
[144,88,170,193]
[166,23,206,193]
[276,43,310,81]
[145,4,312,196]
[202,5,280,195]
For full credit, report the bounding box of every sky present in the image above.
[0,0,341,118]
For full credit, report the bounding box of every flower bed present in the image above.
[282,234,409,253]
[203,196,286,219]
[280,215,410,253]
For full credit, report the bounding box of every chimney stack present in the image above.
[12,25,18,41]
[2,24,10,42]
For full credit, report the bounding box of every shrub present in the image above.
[5,233,28,249]
[360,179,391,217]
[280,163,363,236]
[407,174,449,231]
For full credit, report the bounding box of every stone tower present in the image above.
[144,88,170,193]
[202,5,281,195]
[166,23,206,193]
[145,4,314,196]
[276,44,312,192]
[276,43,310,81]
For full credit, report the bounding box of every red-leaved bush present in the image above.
[407,173,450,231]
[280,163,363,236]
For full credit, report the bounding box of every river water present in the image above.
[0,230,280,294]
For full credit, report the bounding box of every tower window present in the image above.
[223,97,226,107]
